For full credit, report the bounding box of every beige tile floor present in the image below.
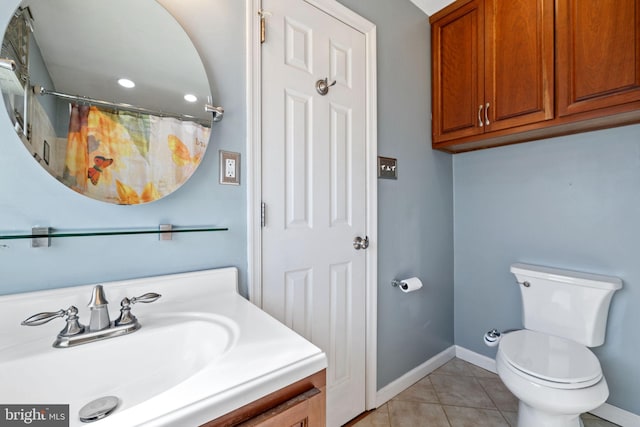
[346,358,619,427]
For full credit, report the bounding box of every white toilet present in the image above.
[496,263,622,427]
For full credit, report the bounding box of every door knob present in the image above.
[353,236,369,250]
[316,77,337,96]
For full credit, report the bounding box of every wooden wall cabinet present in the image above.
[431,0,640,153]
[201,370,325,427]
[431,0,484,142]
[556,0,640,117]
[431,0,554,144]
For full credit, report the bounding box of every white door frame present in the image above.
[245,0,378,411]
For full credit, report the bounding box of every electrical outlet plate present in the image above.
[378,156,397,179]
[219,150,240,185]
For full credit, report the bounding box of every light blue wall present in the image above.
[453,124,640,414]
[337,0,455,389]
[0,0,248,296]
[1,0,455,395]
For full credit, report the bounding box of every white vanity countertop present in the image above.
[0,268,327,427]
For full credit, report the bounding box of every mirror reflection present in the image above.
[0,0,217,204]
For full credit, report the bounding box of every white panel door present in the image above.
[261,1,367,425]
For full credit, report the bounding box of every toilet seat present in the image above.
[498,330,602,390]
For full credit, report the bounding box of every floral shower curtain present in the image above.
[62,104,210,204]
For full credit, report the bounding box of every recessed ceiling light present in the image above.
[118,78,135,89]
[184,94,198,103]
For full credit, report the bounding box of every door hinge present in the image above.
[258,10,270,44]
[261,202,266,227]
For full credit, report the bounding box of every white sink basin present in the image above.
[0,313,237,412]
[0,268,326,427]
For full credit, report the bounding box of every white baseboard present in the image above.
[375,345,455,407]
[455,346,640,427]
[591,403,640,427]
[454,345,497,373]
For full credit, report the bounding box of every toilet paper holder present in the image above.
[391,277,423,293]
[391,279,408,290]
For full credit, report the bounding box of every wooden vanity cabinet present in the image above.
[201,370,326,427]
[431,0,554,144]
[556,0,640,117]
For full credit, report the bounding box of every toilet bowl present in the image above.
[496,263,622,427]
[496,330,608,427]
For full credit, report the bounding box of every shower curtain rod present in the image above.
[33,85,223,127]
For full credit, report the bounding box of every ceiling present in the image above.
[19,0,211,121]
[409,0,455,16]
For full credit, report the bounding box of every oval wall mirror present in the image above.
[0,0,216,205]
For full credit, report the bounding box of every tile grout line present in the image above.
[432,362,497,426]
[475,375,501,410]
[472,367,515,426]
[439,403,454,427]
[428,373,454,426]
[427,374,444,406]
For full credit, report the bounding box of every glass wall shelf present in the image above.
[0,225,228,247]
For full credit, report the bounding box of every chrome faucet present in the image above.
[21,285,161,348]
[88,285,110,331]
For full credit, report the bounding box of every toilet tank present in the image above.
[510,263,622,347]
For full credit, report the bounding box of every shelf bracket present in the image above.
[32,227,51,248]
[158,224,173,241]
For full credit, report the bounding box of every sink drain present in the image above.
[79,396,119,423]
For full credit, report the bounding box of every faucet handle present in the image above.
[22,306,85,337]
[114,292,161,326]
[129,292,161,305]
[22,308,69,326]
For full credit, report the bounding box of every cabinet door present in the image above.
[202,371,325,427]
[432,0,485,143]
[557,0,640,117]
[238,388,324,427]
[484,0,554,131]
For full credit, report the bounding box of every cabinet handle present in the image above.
[478,104,484,127]
[485,102,490,126]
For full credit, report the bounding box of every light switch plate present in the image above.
[378,156,397,179]
[219,150,240,185]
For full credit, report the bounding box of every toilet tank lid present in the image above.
[510,263,622,290]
